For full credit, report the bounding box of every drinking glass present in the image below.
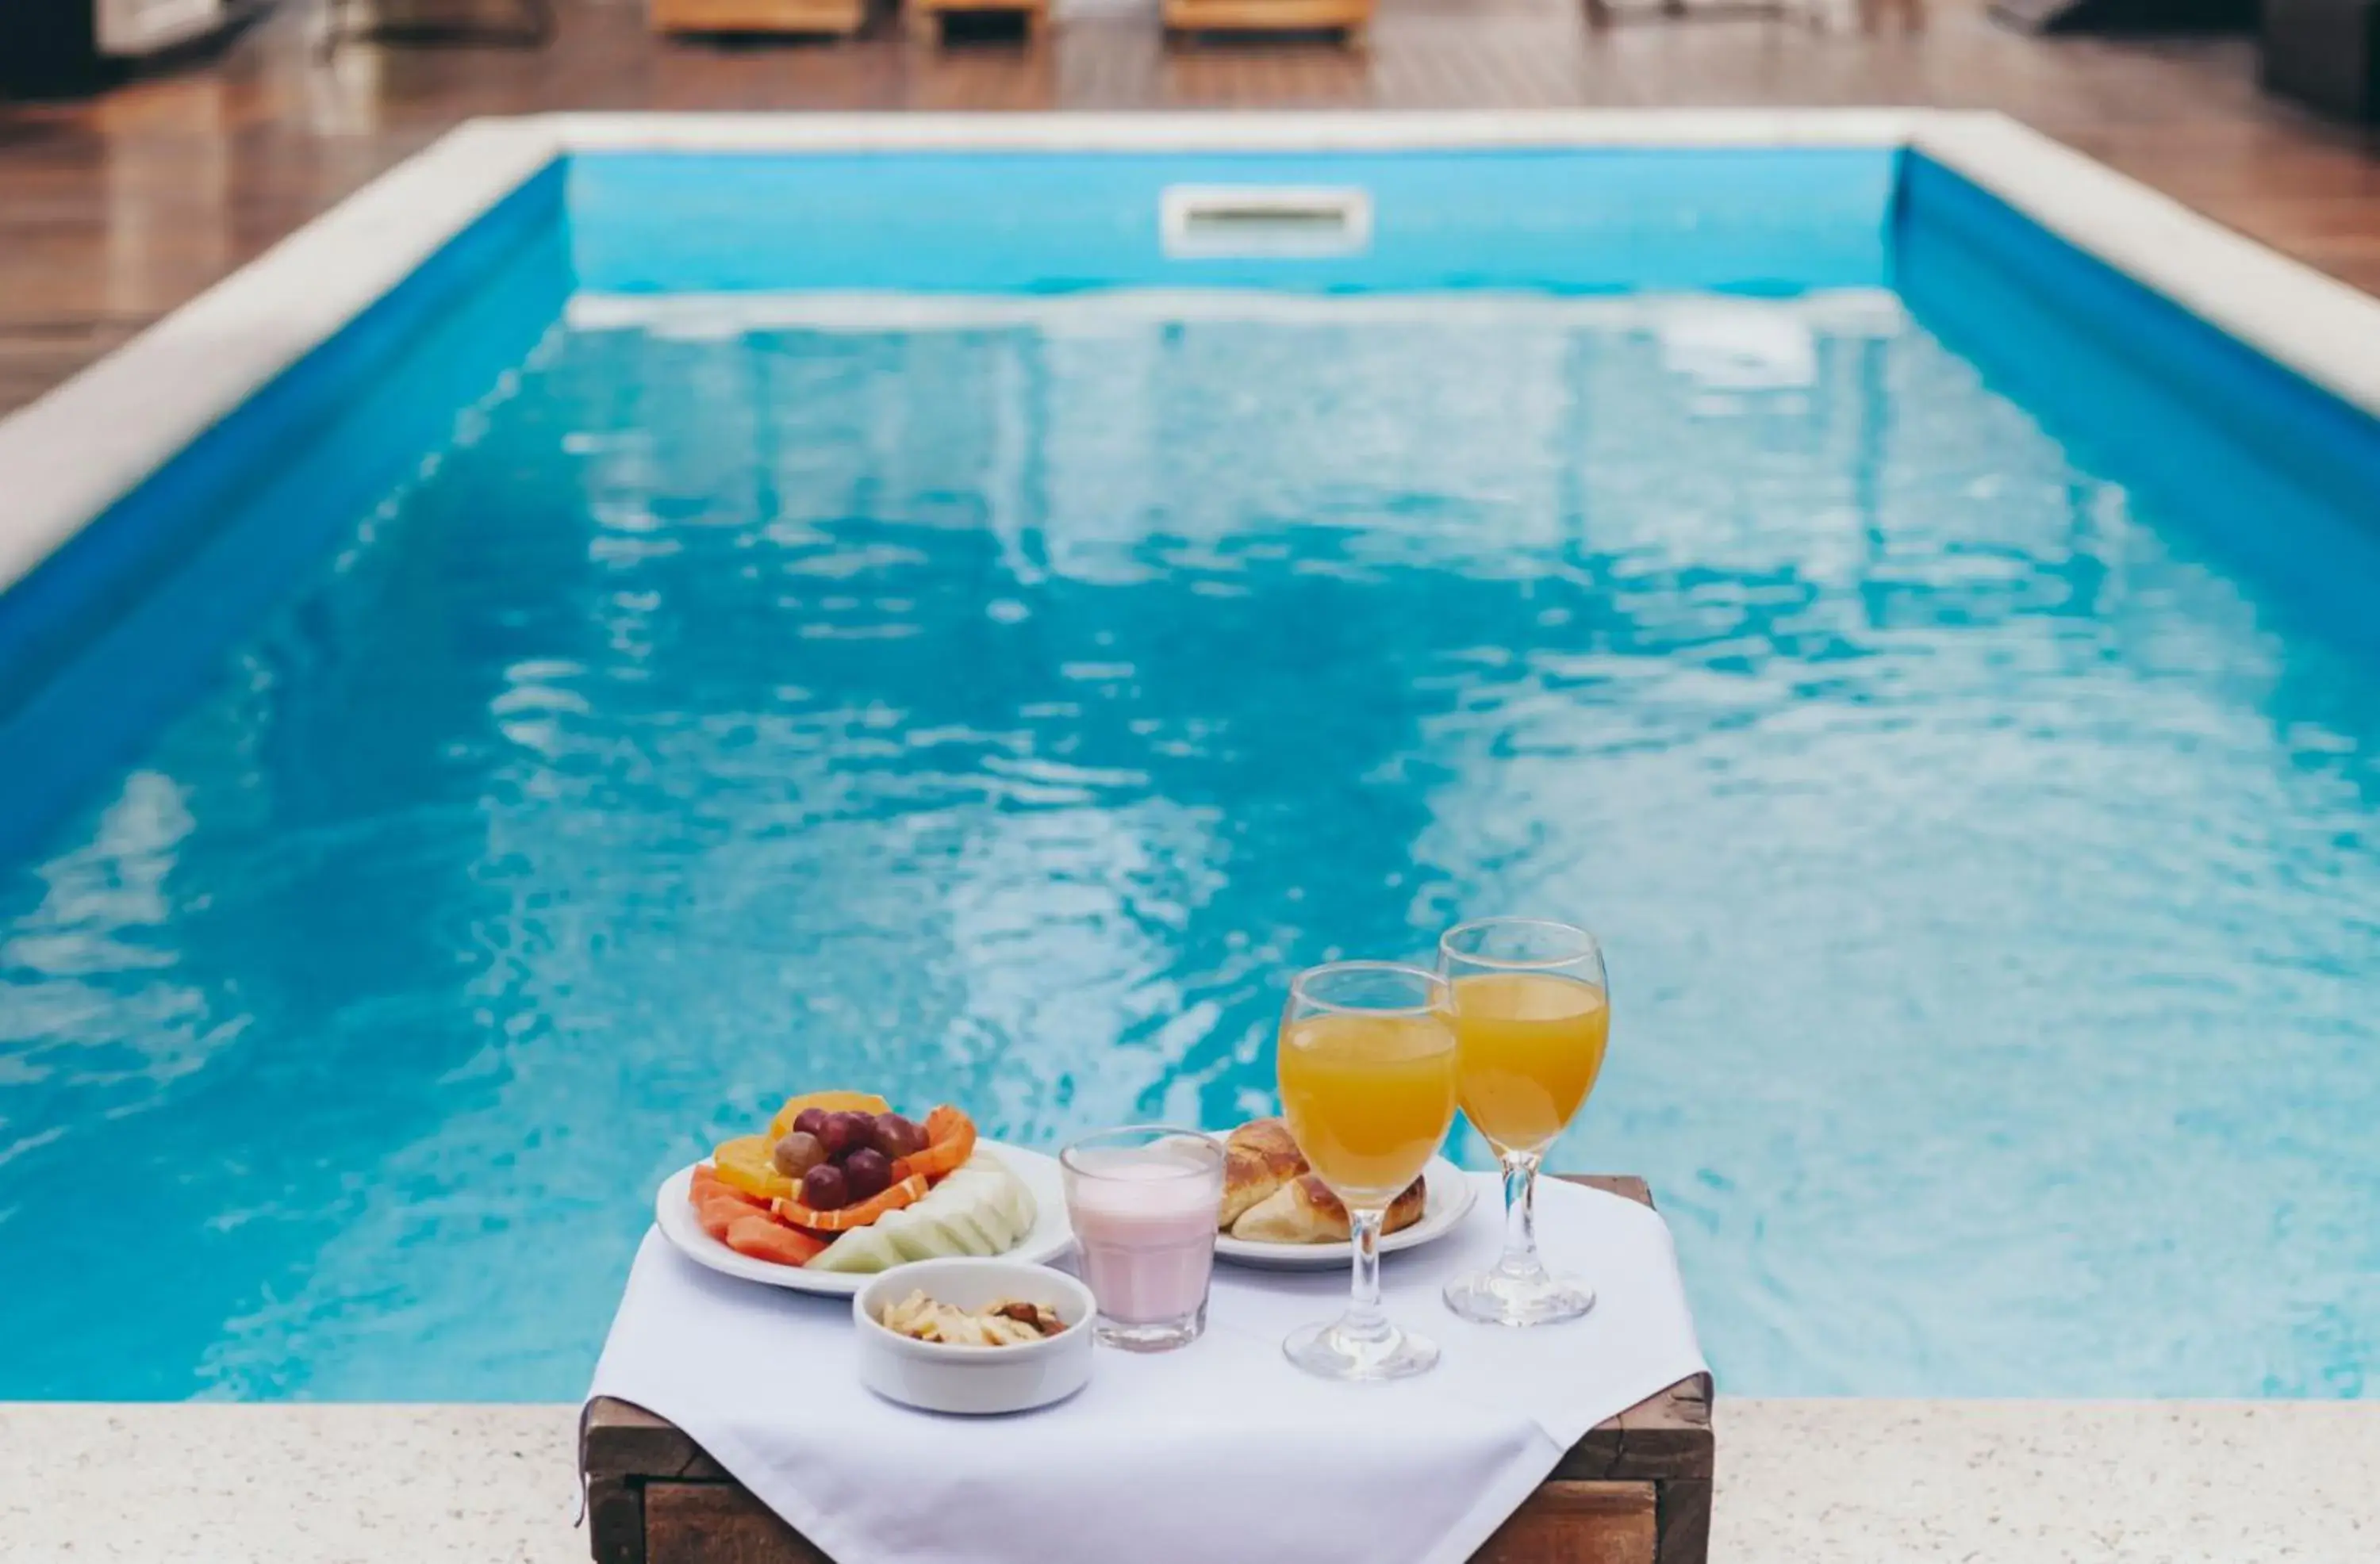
[1438,918,1610,1327]
[1061,1126,1226,1352]
[1276,961,1461,1381]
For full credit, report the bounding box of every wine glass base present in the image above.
[1443,1268,1596,1328]
[1284,1319,1441,1381]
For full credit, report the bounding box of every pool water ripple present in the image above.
[1,303,2377,1398]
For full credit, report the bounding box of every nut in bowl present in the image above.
[853,1259,1096,1416]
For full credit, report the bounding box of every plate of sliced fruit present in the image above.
[657,1091,1073,1296]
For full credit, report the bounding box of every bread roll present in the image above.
[1218,1117,1304,1229]
[1229,1171,1428,1244]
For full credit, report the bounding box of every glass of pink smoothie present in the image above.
[1059,1126,1226,1352]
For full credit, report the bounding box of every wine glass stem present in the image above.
[1341,1207,1392,1346]
[1498,1150,1547,1281]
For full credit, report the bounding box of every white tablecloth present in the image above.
[586,1174,1707,1564]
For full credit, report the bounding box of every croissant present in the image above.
[1230,1171,1429,1244]
[1218,1117,1305,1229]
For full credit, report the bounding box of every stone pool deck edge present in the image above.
[2,1400,2371,1562]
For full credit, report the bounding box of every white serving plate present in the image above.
[654,1140,1072,1297]
[1212,1156,1477,1270]
[853,1258,1095,1416]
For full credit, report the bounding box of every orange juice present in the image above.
[1278,1012,1459,1207]
[1449,972,1609,1154]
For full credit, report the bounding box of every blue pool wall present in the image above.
[0,163,575,867]
[563,148,1901,295]
[1892,153,2380,655]
[5,143,2380,872]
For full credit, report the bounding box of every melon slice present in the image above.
[803,1151,1035,1272]
[807,1225,904,1274]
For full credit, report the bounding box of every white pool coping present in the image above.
[6,1398,2375,1562]
[2,109,2379,608]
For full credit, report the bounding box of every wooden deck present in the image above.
[2,0,2378,418]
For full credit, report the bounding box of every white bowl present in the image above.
[852,1259,1096,1416]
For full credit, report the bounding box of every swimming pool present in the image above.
[2,115,2376,1402]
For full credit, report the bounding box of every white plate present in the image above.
[1213,1156,1478,1270]
[654,1141,1073,1296]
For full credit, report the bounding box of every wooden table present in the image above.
[583,1175,1712,1564]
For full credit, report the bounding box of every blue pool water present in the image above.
[2,151,2378,1401]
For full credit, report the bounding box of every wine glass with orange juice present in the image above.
[1276,961,1461,1381]
[1438,918,1610,1326]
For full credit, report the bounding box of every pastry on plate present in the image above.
[1230,1171,1427,1244]
[1217,1117,1426,1243]
[1218,1116,1306,1228]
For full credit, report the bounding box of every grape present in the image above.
[819,1111,873,1159]
[871,1114,927,1160]
[772,1131,825,1179]
[843,1148,892,1202]
[800,1163,849,1210]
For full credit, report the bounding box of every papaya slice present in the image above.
[895,1106,977,1186]
[724,1213,829,1268]
[774,1172,928,1232]
[690,1164,771,1240]
[697,1196,754,1243]
[691,1167,767,1212]
[768,1090,892,1143]
[711,1135,796,1202]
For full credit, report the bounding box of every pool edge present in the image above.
[1909,113,2380,426]
[0,115,566,600]
[2,105,2378,622]
[3,1398,2375,1562]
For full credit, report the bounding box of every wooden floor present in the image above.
[3,0,2378,417]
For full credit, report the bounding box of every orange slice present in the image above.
[711,1135,796,1202]
[774,1172,928,1232]
[767,1090,892,1142]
